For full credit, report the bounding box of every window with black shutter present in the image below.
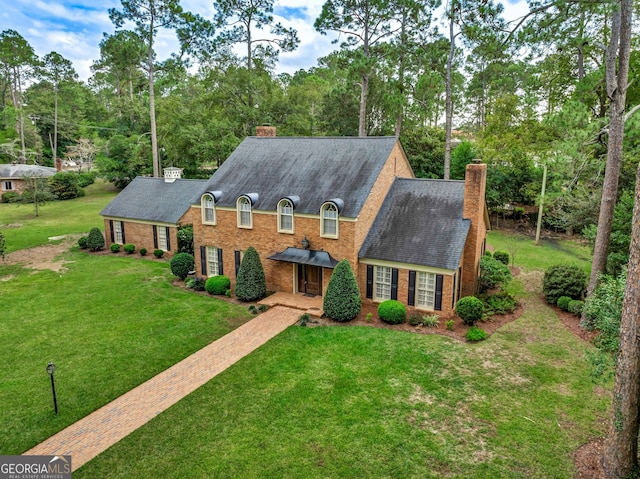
[217,248,224,275]
[408,271,416,306]
[366,265,373,299]
[235,251,241,277]
[391,268,399,300]
[435,274,443,311]
[109,220,114,243]
[200,246,207,275]
[152,225,158,249]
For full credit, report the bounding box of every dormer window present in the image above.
[202,193,216,225]
[278,198,294,233]
[237,196,253,228]
[320,202,339,238]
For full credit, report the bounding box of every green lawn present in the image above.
[0,180,117,253]
[75,284,609,478]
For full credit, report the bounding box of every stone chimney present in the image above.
[460,161,488,297]
[163,166,183,183]
[256,124,276,137]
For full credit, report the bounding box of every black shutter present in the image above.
[366,265,373,299]
[235,251,241,276]
[152,225,158,249]
[408,271,416,306]
[200,246,207,275]
[391,268,399,300]
[121,223,126,245]
[435,274,443,311]
[109,220,114,243]
[218,248,224,275]
[452,273,457,309]
[165,227,171,251]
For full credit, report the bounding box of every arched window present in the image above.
[278,199,294,233]
[320,202,338,238]
[237,196,252,228]
[201,193,216,225]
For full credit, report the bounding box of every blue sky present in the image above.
[0,0,530,83]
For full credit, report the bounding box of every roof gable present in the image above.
[100,177,207,224]
[202,136,401,218]
[0,164,57,178]
[359,178,471,270]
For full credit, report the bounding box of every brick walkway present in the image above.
[24,306,301,471]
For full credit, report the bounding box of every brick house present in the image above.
[0,164,57,196]
[100,168,207,256]
[192,130,489,317]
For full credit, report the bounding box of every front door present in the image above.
[298,264,322,296]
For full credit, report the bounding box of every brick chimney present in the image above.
[163,166,183,183]
[255,124,276,137]
[460,161,488,297]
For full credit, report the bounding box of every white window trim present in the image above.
[114,220,124,244]
[277,199,294,233]
[237,196,253,229]
[374,265,392,302]
[416,271,436,311]
[4,181,13,191]
[158,226,168,251]
[201,193,216,225]
[320,202,339,238]
[206,246,220,276]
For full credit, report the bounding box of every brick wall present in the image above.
[102,218,180,258]
[460,163,488,297]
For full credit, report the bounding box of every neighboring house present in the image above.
[0,163,57,196]
[100,167,207,257]
[99,130,489,317]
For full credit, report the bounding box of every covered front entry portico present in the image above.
[268,247,339,297]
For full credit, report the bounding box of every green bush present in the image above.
[177,225,194,255]
[50,172,83,200]
[235,246,267,302]
[78,236,88,249]
[484,250,493,257]
[87,227,105,251]
[248,305,258,314]
[568,300,584,316]
[479,255,512,292]
[493,251,510,265]
[153,249,164,258]
[378,300,406,325]
[423,314,439,327]
[556,296,572,311]
[258,304,269,313]
[140,248,147,256]
[110,243,121,253]
[205,275,231,295]
[2,191,19,203]
[466,326,488,342]
[542,264,587,305]
[323,259,361,322]
[408,313,423,326]
[445,319,454,331]
[76,172,96,188]
[170,253,195,279]
[583,270,626,353]
[483,291,517,315]
[185,276,206,291]
[456,296,484,325]
[123,243,135,254]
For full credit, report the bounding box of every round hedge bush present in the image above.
[87,227,105,251]
[456,296,484,325]
[78,236,88,249]
[205,275,231,295]
[140,248,147,256]
[542,264,586,305]
[479,255,512,292]
[493,251,509,265]
[170,253,195,279]
[123,243,136,254]
[378,300,406,324]
[323,259,361,322]
[568,300,584,316]
[110,243,121,253]
[153,249,164,258]
[556,296,572,311]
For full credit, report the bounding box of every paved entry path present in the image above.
[25,306,301,471]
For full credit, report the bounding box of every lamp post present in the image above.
[46,361,58,414]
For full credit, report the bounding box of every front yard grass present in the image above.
[0,252,252,454]
[75,281,609,479]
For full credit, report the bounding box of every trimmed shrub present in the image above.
[170,253,195,279]
[78,236,88,249]
[456,296,484,325]
[235,246,267,302]
[50,172,83,200]
[185,276,206,291]
[140,248,147,256]
[323,259,361,322]
[77,172,96,188]
[542,264,587,305]
[466,326,488,342]
[87,227,105,251]
[568,300,584,316]
[123,243,135,254]
[110,243,121,253]
[483,291,517,315]
[445,319,454,331]
[153,249,164,258]
[556,296,572,311]
[479,255,512,292]
[484,250,493,257]
[258,304,269,313]
[205,275,231,295]
[378,300,406,324]
[493,251,509,265]
[2,191,19,203]
[408,313,423,326]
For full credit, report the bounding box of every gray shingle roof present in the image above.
[202,136,401,217]
[100,177,208,224]
[359,178,471,270]
[0,164,57,178]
